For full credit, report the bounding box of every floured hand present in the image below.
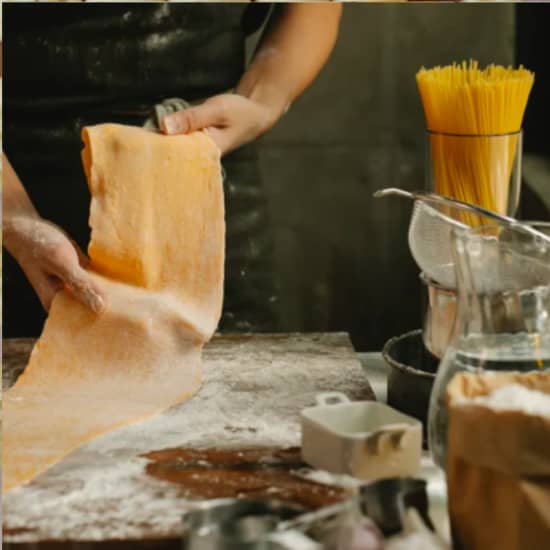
[4,215,105,313]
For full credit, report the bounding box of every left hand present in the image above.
[161,94,282,155]
[4,215,105,313]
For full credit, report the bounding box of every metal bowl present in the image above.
[420,273,457,359]
[419,222,550,359]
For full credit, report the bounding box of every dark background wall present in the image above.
[516,5,550,224]
[251,3,550,351]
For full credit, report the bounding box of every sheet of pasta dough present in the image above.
[3,124,225,493]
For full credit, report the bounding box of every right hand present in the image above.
[4,215,105,313]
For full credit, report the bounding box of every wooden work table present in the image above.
[2,333,375,548]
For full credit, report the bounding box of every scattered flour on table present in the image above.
[4,458,187,541]
[4,334,368,542]
[4,388,300,541]
[458,384,550,416]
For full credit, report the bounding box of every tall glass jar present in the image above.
[426,130,523,217]
[428,222,550,468]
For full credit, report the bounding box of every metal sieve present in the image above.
[374,187,550,289]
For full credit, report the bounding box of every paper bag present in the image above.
[446,371,550,550]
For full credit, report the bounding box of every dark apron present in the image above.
[3,3,279,337]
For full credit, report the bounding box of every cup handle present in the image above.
[365,424,410,455]
[315,392,350,407]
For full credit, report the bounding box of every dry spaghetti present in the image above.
[416,61,534,220]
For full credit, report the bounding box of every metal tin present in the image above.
[181,498,320,550]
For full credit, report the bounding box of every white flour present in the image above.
[459,383,550,416]
[4,333,369,542]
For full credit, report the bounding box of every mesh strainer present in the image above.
[374,187,550,289]
[458,223,550,296]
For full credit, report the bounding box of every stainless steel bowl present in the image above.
[420,273,457,359]
[419,222,550,359]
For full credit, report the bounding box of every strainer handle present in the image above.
[374,187,514,222]
[374,187,550,244]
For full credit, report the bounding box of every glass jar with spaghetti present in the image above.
[426,130,523,218]
[416,60,534,218]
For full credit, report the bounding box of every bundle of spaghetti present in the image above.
[416,61,534,225]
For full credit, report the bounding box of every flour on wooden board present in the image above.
[4,333,369,541]
[4,386,300,540]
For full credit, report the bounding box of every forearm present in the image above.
[3,154,41,255]
[235,4,342,122]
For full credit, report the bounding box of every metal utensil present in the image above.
[373,188,516,224]
[277,500,354,533]
[374,187,550,289]
[181,498,319,550]
[280,477,435,539]
[359,478,434,536]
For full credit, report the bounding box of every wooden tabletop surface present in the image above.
[3,333,374,547]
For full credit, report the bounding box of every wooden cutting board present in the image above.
[2,333,374,548]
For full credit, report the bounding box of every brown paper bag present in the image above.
[446,371,550,550]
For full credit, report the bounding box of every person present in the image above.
[2,3,342,336]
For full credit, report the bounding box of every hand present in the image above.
[4,215,105,313]
[161,94,282,155]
